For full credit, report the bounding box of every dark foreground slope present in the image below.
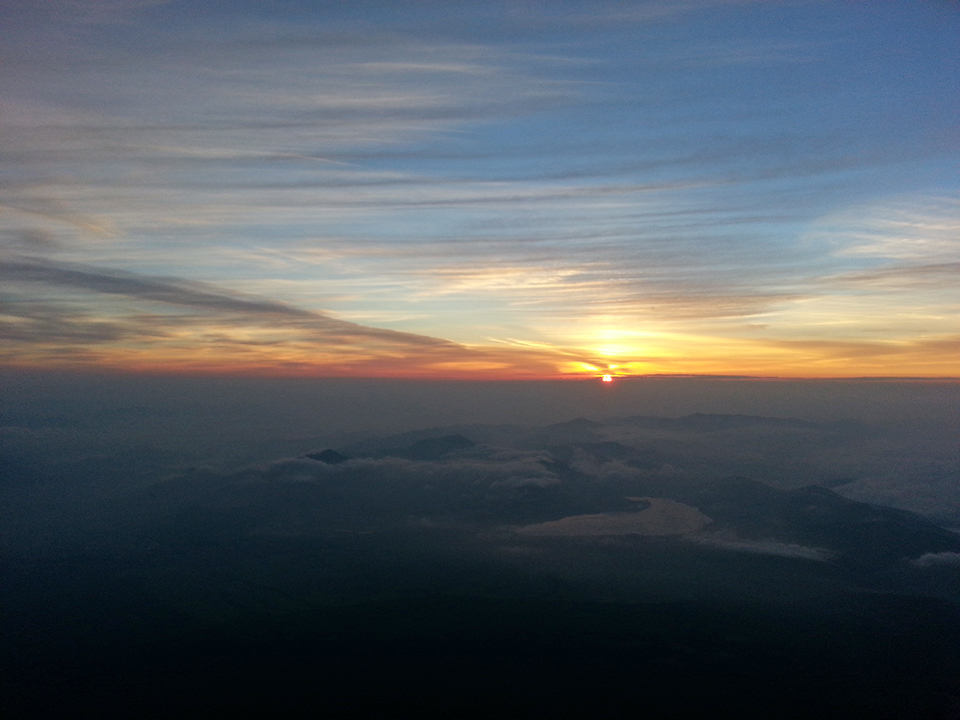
[6,557,960,719]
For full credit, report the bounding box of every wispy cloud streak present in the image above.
[0,1,957,377]
[1,256,452,348]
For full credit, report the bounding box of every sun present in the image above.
[601,374,613,383]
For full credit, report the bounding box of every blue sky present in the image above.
[2,0,958,377]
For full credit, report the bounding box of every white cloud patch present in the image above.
[911,552,960,568]
[517,498,711,537]
[261,450,560,491]
[692,534,835,562]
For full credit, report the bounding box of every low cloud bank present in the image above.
[911,551,960,568]
[273,448,560,490]
[516,498,711,537]
[833,460,960,530]
[692,534,835,562]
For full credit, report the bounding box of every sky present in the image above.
[2,0,958,379]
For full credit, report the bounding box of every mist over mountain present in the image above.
[3,374,960,717]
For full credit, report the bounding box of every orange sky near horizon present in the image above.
[3,308,957,380]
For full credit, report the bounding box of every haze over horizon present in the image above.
[2,0,958,379]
